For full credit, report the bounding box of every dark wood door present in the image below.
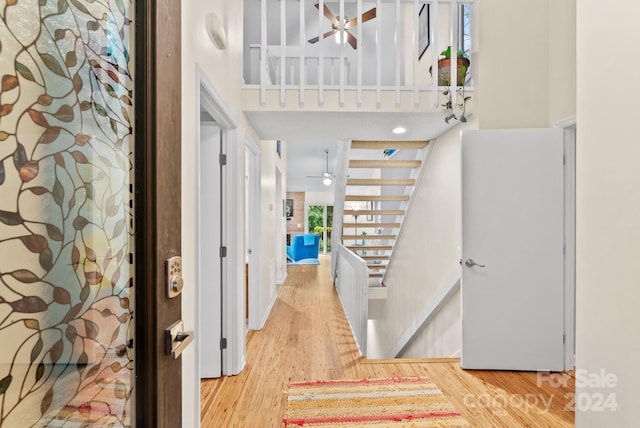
[136,1,184,427]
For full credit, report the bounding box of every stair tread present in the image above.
[343,222,400,228]
[351,140,429,150]
[342,235,396,240]
[345,195,410,201]
[347,178,415,186]
[343,209,405,215]
[360,255,390,260]
[349,159,422,168]
[347,245,393,250]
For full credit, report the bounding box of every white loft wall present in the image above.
[549,0,576,124]
[576,2,640,426]
[476,0,550,129]
[367,119,473,359]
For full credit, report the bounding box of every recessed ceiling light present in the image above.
[392,126,406,134]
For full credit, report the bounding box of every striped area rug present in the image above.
[283,377,471,427]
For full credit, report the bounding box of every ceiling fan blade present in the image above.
[346,32,357,49]
[308,29,338,44]
[345,7,377,29]
[315,3,339,27]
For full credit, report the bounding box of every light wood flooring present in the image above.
[201,256,574,427]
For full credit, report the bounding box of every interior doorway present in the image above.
[245,136,262,331]
[195,68,246,379]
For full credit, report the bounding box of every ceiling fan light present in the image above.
[323,176,332,186]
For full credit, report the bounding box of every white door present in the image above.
[461,128,565,371]
[200,123,223,377]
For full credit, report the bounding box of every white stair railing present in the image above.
[253,0,475,107]
[335,244,369,356]
[331,139,351,279]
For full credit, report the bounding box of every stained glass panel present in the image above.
[0,0,135,425]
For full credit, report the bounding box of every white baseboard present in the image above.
[276,271,287,285]
[258,293,278,330]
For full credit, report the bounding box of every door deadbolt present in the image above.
[166,256,184,298]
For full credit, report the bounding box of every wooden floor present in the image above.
[201,256,574,427]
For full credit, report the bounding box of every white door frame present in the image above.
[304,203,331,254]
[245,135,263,331]
[555,115,577,370]
[196,66,245,376]
[198,121,223,379]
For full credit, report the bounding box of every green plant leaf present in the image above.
[0,210,22,226]
[0,375,12,395]
[46,224,63,241]
[35,363,44,382]
[11,269,40,283]
[41,53,66,77]
[39,248,53,271]
[15,62,35,82]
[30,338,43,363]
[40,387,54,414]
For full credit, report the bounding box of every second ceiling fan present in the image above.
[308,3,377,50]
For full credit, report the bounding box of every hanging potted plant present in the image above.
[430,46,470,86]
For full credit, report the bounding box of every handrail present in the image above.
[331,139,351,278]
[335,244,369,356]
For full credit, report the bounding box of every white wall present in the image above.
[476,0,550,129]
[258,140,287,326]
[549,0,576,124]
[367,120,473,358]
[181,1,258,425]
[576,2,640,425]
[305,191,334,205]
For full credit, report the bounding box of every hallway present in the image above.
[201,256,574,427]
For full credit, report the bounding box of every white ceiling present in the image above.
[244,110,454,192]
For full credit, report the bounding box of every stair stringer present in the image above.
[380,141,436,285]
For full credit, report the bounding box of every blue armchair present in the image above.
[286,234,320,262]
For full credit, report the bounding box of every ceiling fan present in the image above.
[308,3,377,50]
[306,149,335,186]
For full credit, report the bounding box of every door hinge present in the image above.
[563,154,566,165]
[220,337,227,350]
[219,154,227,166]
[563,334,566,344]
[220,246,227,258]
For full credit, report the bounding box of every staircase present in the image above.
[341,140,431,289]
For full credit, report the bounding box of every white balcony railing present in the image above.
[335,244,369,356]
[245,0,474,107]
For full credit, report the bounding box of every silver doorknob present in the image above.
[465,259,486,268]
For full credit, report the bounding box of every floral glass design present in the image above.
[0,0,135,425]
